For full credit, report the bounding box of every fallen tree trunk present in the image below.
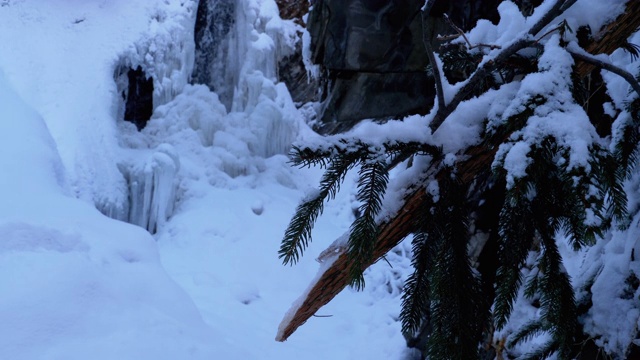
[573,0,640,78]
[275,1,640,342]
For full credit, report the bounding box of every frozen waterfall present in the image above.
[193,0,236,110]
[112,0,301,233]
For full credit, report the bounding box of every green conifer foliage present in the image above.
[278,2,640,358]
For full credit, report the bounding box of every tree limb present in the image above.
[568,48,640,97]
[429,0,579,132]
[573,0,640,78]
[422,12,446,112]
[275,0,638,342]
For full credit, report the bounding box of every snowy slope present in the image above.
[0,69,237,359]
[0,1,411,359]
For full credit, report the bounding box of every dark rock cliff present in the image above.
[280,0,503,135]
[306,0,435,134]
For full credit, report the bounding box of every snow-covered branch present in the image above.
[568,46,640,97]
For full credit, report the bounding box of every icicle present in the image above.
[127,144,180,234]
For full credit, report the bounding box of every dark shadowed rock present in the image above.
[278,42,322,104]
[124,66,153,131]
[192,0,235,108]
[315,71,434,134]
[274,0,321,105]
[306,0,435,133]
[302,0,504,134]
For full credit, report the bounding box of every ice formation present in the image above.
[192,0,236,108]
[124,144,180,234]
[107,0,302,232]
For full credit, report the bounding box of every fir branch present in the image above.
[430,0,578,132]
[426,174,483,360]
[536,230,578,359]
[529,0,577,37]
[520,339,561,360]
[289,144,332,168]
[494,186,536,329]
[523,265,541,300]
[509,320,546,347]
[401,232,432,336]
[290,140,443,169]
[616,122,640,178]
[556,167,592,249]
[430,37,533,131]
[347,161,389,290]
[622,41,640,61]
[401,193,441,336]
[443,14,501,50]
[279,154,360,265]
[615,99,640,179]
[592,152,629,229]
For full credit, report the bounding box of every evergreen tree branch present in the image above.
[426,174,483,360]
[509,320,546,347]
[494,184,536,329]
[520,339,561,360]
[529,0,578,37]
[346,161,389,290]
[401,192,438,337]
[276,1,638,343]
[430,0,579,132]
[536,230,578,359]
[279,154,359,265]
[401,232,432,336]
[290,140,442,169]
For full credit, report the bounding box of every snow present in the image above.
[492,36,600,186]
[0,69,232,359]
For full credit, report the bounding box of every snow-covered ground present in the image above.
[0,1,411,358]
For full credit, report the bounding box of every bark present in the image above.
[574,0,640,79]
[275,1,640,342]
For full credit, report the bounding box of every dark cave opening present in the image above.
[123,66,153,131]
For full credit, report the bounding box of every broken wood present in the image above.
[275,1,639,342]
[275,145,499,342]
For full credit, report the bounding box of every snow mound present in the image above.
[0,69,241,360]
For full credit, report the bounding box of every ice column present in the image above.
[128,144,180,234]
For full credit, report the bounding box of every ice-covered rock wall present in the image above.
[114,0,302,232]
[192,0,298,109]
[192,0,236,109]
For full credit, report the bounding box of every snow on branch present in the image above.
[429,0,578,132]
[567,45,640,97]
[276,0,638,343]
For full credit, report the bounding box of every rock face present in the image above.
[306,0,436,134]
[308,0,429,73]
[300,0,503,134]
[274,0,321,106]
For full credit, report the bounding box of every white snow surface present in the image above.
[0,1,411,359]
